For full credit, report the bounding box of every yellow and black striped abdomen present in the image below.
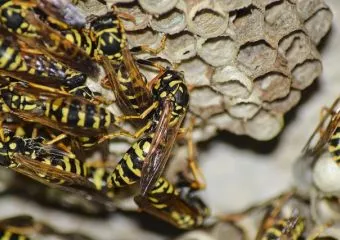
[261,217,305,240]
[0,86,38,113]
[43,97,115,131]
[329,126,340,164]
[43,152,88,178]
[0,229,29,240]
[0,37,27,72]
[147,177,177,208]
[144,177,204,229]
[108,136,152,188]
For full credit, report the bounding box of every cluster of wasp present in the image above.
[0,0,339,238]
[0,0,211,237]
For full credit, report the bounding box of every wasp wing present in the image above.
[102,51,152,128]
[22,11,98,77]
[302,99,340,157]
[121,48,153,115]
[8,82,112,137]
[11,0,86,28]
[140,100,184,195]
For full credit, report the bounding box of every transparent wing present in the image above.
[102,50,152,127]
[9,82,108,137]
[302,98,340,157]
[22,11,98,77]
[12,153,93,189]
[140,100,184,195]
[12,0,86,28]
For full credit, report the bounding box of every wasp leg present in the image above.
[100,102,159,143]
[22,82,71,96]
[98,121,153,143]
[115,101,159,123]
[178,118,206,190]
[44,133,68,145]
[130,35,167,55]
[98,130,139,144]
[114,10,136,24]
[44,133,72,153]
[186,128,206,191]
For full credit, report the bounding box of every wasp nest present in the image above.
[78,0,332,141]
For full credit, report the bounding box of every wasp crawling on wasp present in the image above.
[0,35,107,104]
[103,65,190,196]
[0,34,86,89]
[0,121,209,229]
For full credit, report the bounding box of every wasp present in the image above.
[0,122,209,228]
[0,35,106,104]
[0,122,117,206]
[0,34,89,90]
[0,215,94,239]
[260,213,305,240]
[0,0,98,76]
[0,81,131,139]
[58,7,165,117]
[103,67,190,196]
[134,177,209,229]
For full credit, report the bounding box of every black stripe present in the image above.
[67,99,80,126]
[84,103,96,128]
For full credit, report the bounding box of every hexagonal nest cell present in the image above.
[78,0,332,141]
